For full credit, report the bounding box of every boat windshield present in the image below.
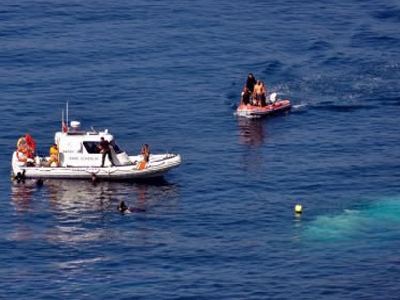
[83,140,124,154]
[110,140,123,154]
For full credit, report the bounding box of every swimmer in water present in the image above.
[118,201,146,214]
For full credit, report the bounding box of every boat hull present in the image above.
[236,100,291,118]
[12,153,181,181]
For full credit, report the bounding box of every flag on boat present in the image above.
[62,121,68,132]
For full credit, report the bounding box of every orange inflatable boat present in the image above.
[236,99,291,118]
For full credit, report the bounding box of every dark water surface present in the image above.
[1,1,400,299]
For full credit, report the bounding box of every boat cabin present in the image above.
[54,121,131,167]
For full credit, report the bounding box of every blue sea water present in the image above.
[1,0,400,299]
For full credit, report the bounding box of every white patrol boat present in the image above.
[11,121,181,181]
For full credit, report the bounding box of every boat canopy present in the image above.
[53,126,128,167]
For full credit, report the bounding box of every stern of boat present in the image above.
[11,151,25,177]
[129,153,182,173]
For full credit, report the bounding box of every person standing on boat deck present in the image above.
[99,137,115,167]
[253,80,263,106]
[260,81,267,106]
[246,73,257,93]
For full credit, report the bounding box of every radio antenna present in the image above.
[66,101,69,128]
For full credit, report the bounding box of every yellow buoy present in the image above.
[294,204,303,214]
